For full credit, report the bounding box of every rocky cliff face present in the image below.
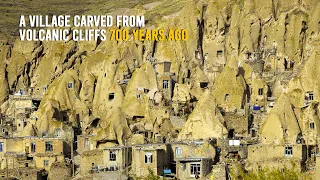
[1,0,320,147]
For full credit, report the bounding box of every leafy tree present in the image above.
[146,168,161,180]
[134,168,162,180]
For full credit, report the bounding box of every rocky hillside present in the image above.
[1,0,320,148]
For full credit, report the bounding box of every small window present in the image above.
[31,142,36,153]
[217,50,223,58]
[136,93,141,99]
[200,82,208,89]
[63,116,67,122]
[225,94,230,102]
[163,80,169,89]
[109,93,115,100]
[44,160,49,167]
[310,122,315,129]
[68,82,73,89]
[2,129,4,133]
[309,93,314,101]
[285,146,293,157]
[84,138,89,148]
[144,89,150,94]
[55,128,62,137]
[110,151,116,161]
[45,142,53,152]
[258,88,263,96]
[144,131,148,138]
[144,153,153,163]
[251,129,256,137]
[195,50,201,60]
[187,69,191,78]
[190,163,200,176]
[0,142,3,152]
[175,147,182,156]
[134,59,138,68]
[42,86,48,94]
[164,62,171,73]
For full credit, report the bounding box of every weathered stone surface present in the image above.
[1,0,320,148]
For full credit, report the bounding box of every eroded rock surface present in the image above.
[0,0,320,149]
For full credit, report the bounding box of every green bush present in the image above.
[134,168,162,180]
[146,168,161,180]
[232,163,312,180]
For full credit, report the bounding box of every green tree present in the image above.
[134,168,162,180]
[146,168,161,180]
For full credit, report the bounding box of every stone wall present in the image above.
[212,163,226,180]
[80,149,103,175]
[246,144,306,171]
[224,112,248,135]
